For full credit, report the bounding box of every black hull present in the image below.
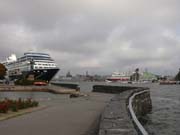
[9,68,59,82]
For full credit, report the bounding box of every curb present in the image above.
[0,105,48,121]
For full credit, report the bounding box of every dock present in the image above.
[0,85,77,94]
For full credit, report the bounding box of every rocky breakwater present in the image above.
[92,85,152,135]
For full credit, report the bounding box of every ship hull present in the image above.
[9,68,59,82]
[106,78,129,81]
[106,77,130,82]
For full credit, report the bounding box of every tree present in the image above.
[135,68,140,81]
[175,68,180,81]
[130,68,140,81]
[0,64,6,80]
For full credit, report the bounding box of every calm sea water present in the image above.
[0,82,179,135]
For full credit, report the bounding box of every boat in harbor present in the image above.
[159,80,179,85]
[106,72,131,83]
[106,70,158,83]
[2,52,60,82]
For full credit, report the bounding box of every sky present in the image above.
[0,0,180,76]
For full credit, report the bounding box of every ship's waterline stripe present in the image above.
[128,90,149,135]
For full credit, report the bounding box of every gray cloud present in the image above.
[0,0,180,75]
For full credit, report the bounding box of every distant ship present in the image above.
[2,52,60,82]
[106,72,131,83]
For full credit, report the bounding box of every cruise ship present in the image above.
[106,72,131,83]
[2,52,60,82]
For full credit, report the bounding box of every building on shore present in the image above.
[140,71,158,82]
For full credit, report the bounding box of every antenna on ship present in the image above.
[27,47,38,53]
[27,49,34,53]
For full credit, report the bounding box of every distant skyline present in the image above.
[0,0,180,76]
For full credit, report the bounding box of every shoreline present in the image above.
[0,85,78,94]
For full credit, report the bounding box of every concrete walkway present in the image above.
[0,92,113,135]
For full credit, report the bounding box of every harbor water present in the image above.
[144,84,180,135]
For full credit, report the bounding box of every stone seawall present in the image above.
[93,85,138,94]
[92,85,152,135]
[51,82,79,90]
[128,90,151,135]
[130,90,152,121]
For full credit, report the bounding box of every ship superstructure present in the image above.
[2,52,59,82]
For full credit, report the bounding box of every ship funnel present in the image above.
[7,54,17,62]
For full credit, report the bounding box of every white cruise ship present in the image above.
[106,72,131,82]
[2,52,60,82]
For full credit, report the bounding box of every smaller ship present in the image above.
[106,72,131,83]
[2,52,60,82]
[159,80,177,85]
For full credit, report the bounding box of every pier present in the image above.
[0,83,152,135]
[93,85,152,135]
[0,84,77,94]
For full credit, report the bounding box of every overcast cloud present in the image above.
[0,0,180,75]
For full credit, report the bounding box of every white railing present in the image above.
[128,90,149,135]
